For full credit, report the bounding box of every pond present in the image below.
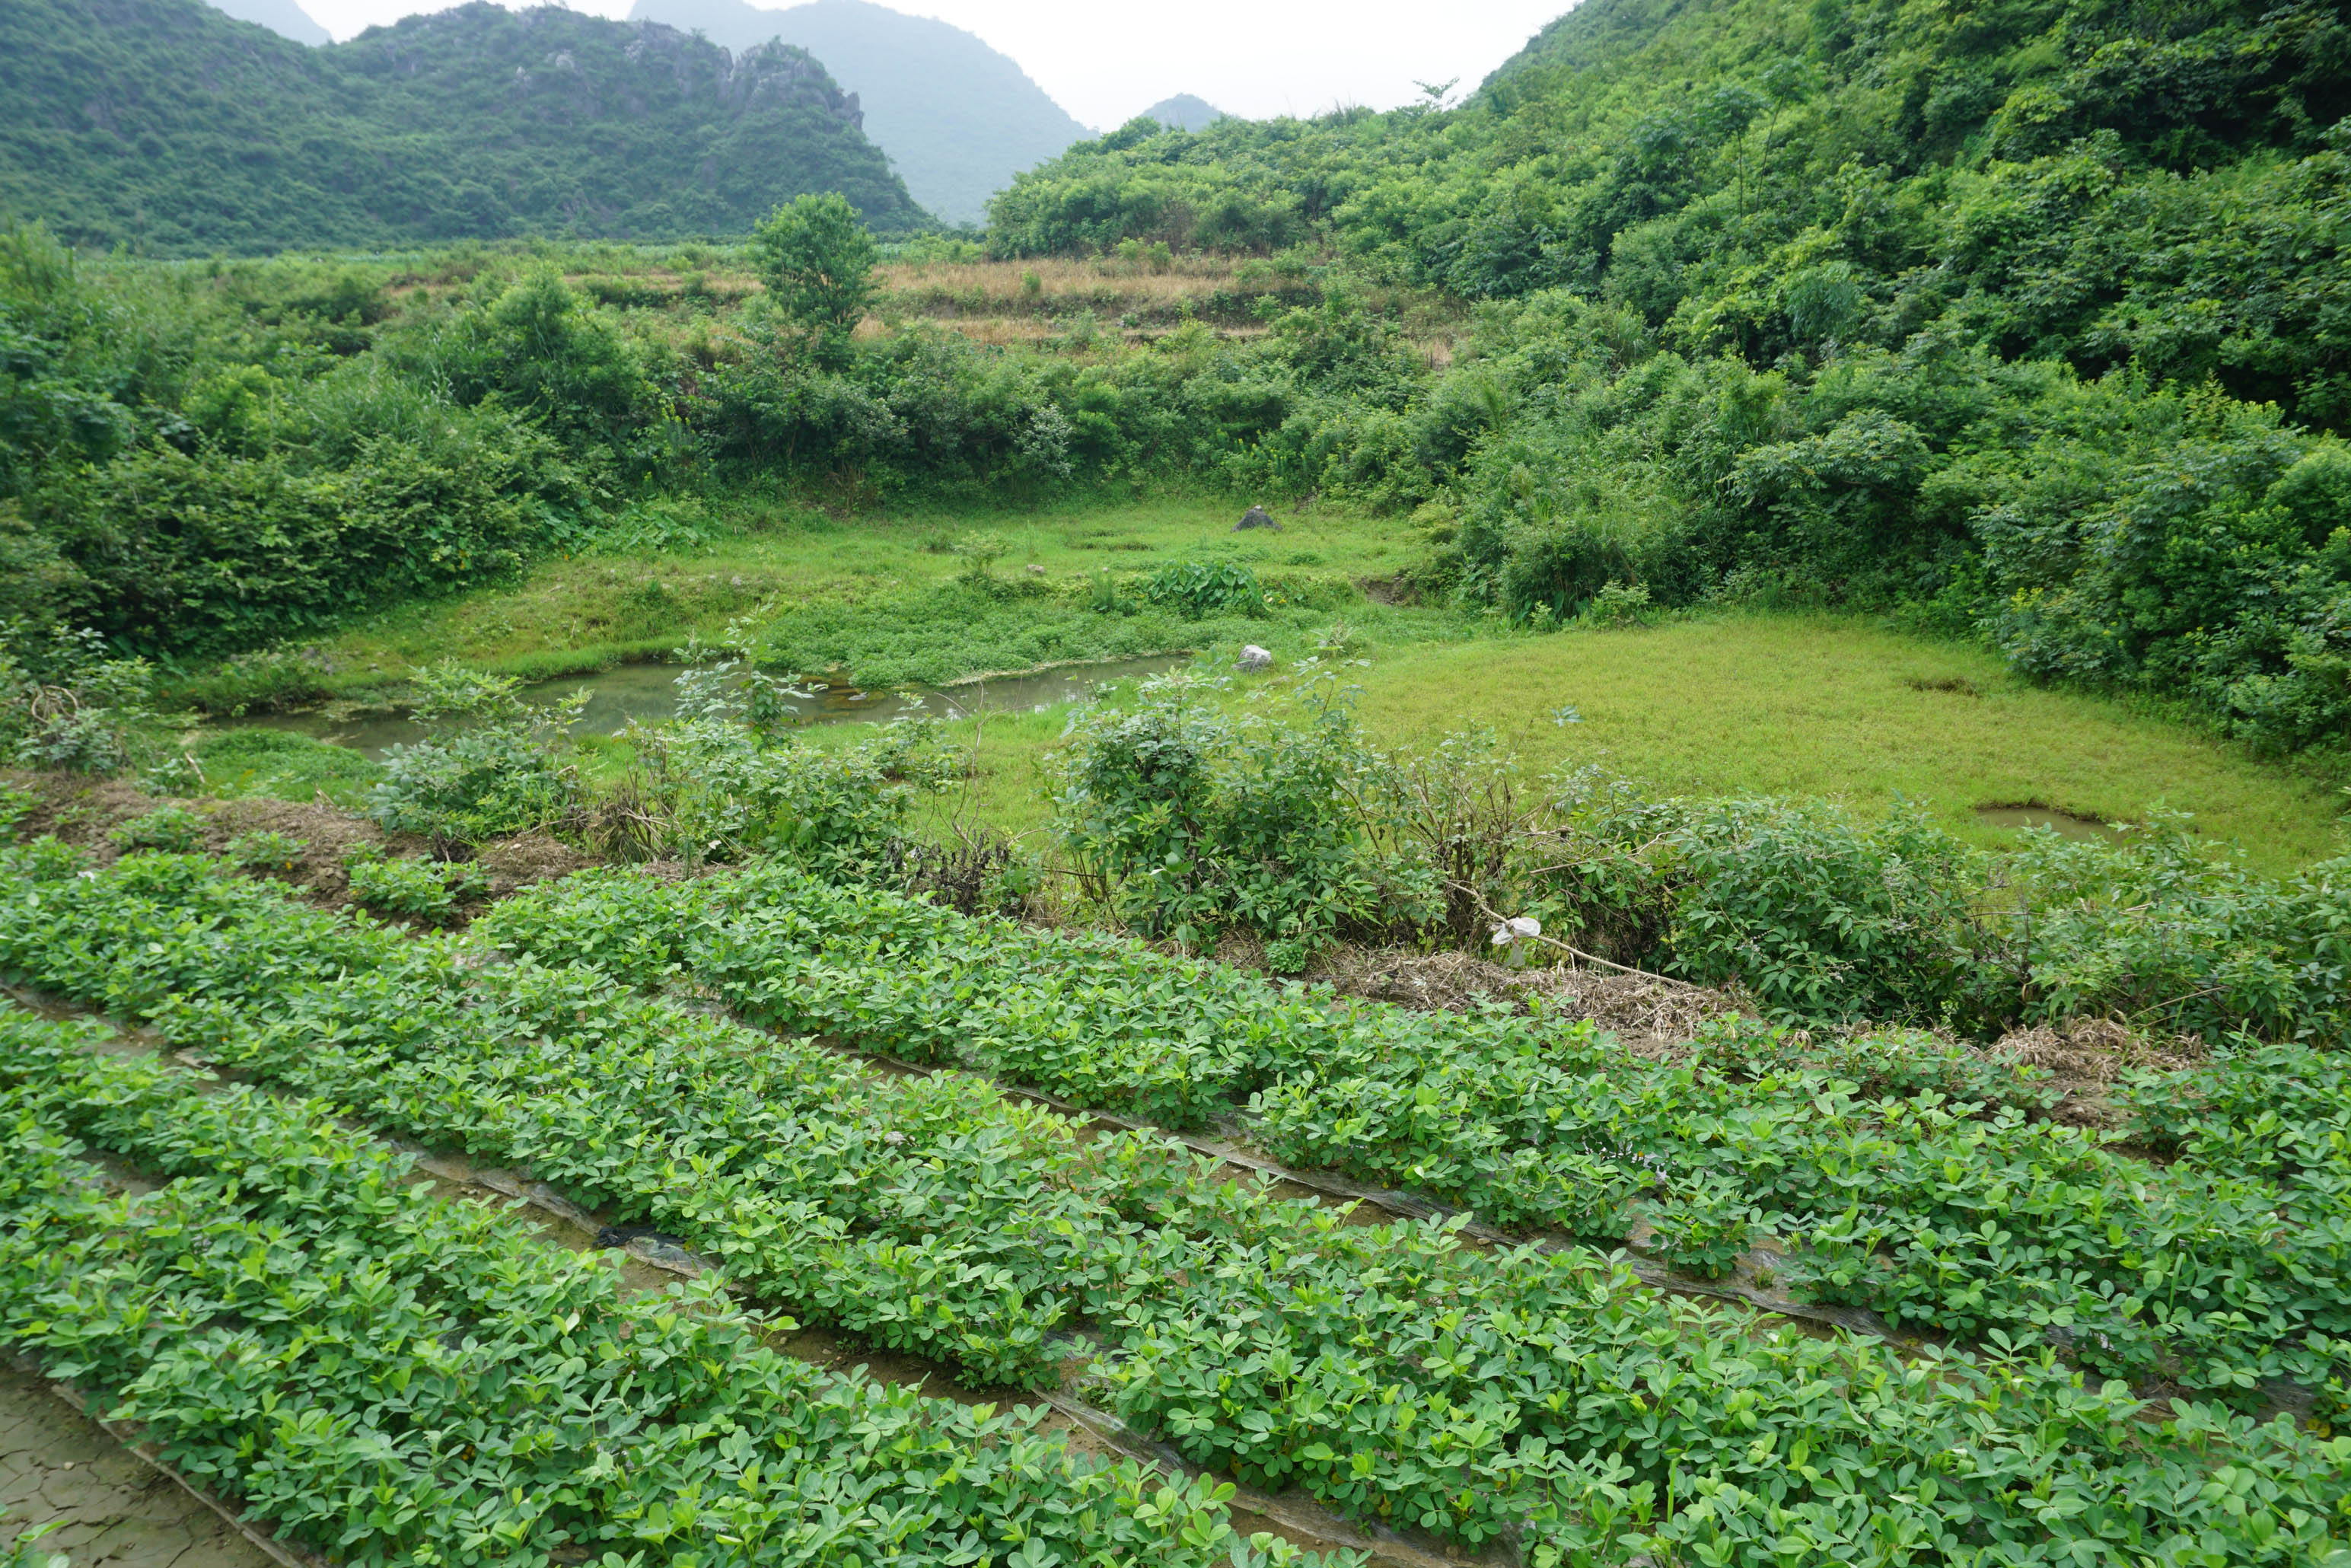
[1974,805,2128,843]
[210,655,1190,760]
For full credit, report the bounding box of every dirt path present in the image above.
[0,1366,273,1568]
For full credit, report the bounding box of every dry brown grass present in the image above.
[853,314,1272,348]
[876,255,1244,306]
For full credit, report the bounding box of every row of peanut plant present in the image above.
[475,864,2351,1414]
[0,1008,1279,1568]
[2,840,2346,1564]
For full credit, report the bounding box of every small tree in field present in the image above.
[751,193,878,361]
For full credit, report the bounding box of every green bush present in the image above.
[343,851,488,920]
[26,417,588,656]
[1532,791,2012,1030]
[601,709,951,872]
[1053,674,1425,958]
[0,783,33,843]
[0,625,161,776]
[367,663,582,844]
[110,805,207,854]
[225,830,307,873]
[2007,814,2351,1042]
[0,836,85,881]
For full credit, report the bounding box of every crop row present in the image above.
[4,843,2349,1564]
[476,865,2351,1410]
[0,1008,1275,1568]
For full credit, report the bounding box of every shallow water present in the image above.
[1974,805,2126,843]
[212,655,1188,760]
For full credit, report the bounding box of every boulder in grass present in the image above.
[1234,505,1280,531]
[1238,645,1273,671]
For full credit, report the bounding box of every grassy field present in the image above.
[193,495,2347,872]
[260,492,1429,693]
[1349,616,2348,868]
[874,611,2347,873]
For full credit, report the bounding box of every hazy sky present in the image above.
[293,0,1572,128]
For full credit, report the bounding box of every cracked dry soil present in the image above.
[0,1365,272,1568]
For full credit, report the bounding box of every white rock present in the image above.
[1238,645,1273,671]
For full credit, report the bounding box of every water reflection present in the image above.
[208,655,1189,760]
[1974,805,2127,843]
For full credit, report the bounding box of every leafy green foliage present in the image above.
[603,711,950,871]
[108,805,205,853]
[224,830,306,873]
[0,785,33,844]
[1138,562,1268,617]
[0,623,161,775]
[1537,793,2014,1028]
[0,1010,1305,1568]
[473,862,2351,1413]
[367,663,584,844]
[1053,674,1421,958]
[752,193,881,361]
[342,851,487,921]
[0,1509,65,1568]
[12,852,2351,1562]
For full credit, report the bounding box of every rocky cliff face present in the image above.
[626,0,1091,226]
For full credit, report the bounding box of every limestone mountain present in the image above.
[205,0,330,46]
[1137,94,1230,131]
[627,0,1088,225]
[0,0,928,253]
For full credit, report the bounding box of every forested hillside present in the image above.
[626,0,1088,225]
[986,0,2351,753]
[0,0,925,252]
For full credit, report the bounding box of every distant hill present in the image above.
[205,0,329,46]
[0,0,928,253]
[628,0,1087,225]
[1137,94,1230,131]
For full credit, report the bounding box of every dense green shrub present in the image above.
[416,270,664,470]
[342,851,488,920]
[367,664,583,844]
[599,707,951,872]
[1523,780,2351,1038]
[0,624,161,776]
[1053,675,1428,964]
[1535,792,2014,1029]
[23,418,589,654]
[108,805,206,854]
[2005,815,2351,1042]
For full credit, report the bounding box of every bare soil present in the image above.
[0,1366,273,1568]
[2,773,595,912]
